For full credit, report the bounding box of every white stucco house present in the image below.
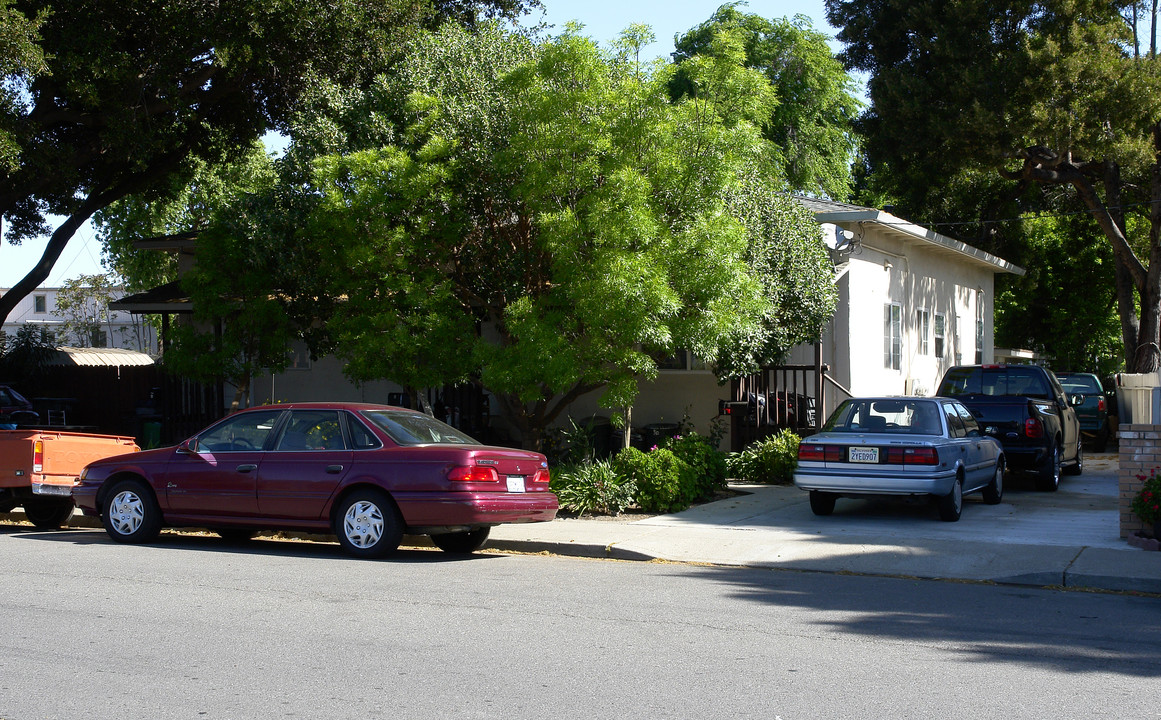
[791,196,1025,405]
[1,285,159,354]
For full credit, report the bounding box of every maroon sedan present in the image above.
[72,403,558,558]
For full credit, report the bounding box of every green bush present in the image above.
[613,447,693,513]
[726,429,801,484]
[550,460,636,516]
[663,433,728,498]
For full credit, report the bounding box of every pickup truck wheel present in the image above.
[430,527,491,554]
[808,490,836,516]
[937,475,964,522]
[334,489,403,559]
[1064,438,1083,476]
[1036,442,1061,492]
[23,498,75,529]
[982,459,1004,505]
[102,479,162,543]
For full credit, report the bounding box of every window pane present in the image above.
[198,410,284,452]
[276,410,346,451]
[884,304,901,370]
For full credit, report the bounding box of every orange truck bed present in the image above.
[0,429,138,528]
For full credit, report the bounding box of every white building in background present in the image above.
[0,286,158,355]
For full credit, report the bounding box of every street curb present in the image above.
[485,538,656,562]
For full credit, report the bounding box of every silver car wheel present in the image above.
[342,500,384,549]
[108,490,145,536]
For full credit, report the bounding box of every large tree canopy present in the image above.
[309,22,835,447]
[827,0,1161,371]
[673,3,862,199]
[0,0,533,323]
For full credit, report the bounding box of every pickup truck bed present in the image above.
[0,429,138,528]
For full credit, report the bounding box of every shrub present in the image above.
[1131,467,1161,526]
[550,460,636,516]
[663,433,728,498]
[543,418,595,467]
[613,447,693,513]
[727,429,801,484]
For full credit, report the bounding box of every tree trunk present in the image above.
[1152,0,1158,58]
[1138,122,1161,373]
[1105,161,1143,367]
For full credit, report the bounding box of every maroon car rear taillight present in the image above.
[447,466,500,483]
[1024,416,1045,439]
[532,469,551,485]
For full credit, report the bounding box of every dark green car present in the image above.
[1056,372,1111,452]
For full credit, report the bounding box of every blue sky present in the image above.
[1,0,841,288]
[530,0,838,55]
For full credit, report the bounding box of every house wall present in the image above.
[245,355,405,406]
[557,367,727,445]
[791,230,996,409]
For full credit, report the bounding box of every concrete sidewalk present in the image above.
[488,454,1161,594]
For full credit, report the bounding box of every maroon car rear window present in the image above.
[361,410,481,446]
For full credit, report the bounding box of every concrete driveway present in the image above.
[492,451,1161,591]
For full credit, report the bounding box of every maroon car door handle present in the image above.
[236,464,258,473]
[326,465,344,474]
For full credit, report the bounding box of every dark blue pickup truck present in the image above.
[937,365,1083,491]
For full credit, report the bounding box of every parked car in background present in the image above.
[1054,372,1111,452]
[937,364,1082,491]
[794,397,1004,522]
[72,403,558,558]
[0,384,38,426]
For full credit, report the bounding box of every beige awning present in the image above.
[47,347,156,367]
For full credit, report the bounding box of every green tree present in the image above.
[310,22,832,448]
[827,0,1161,371]
[0,0,46,172]
[53,272,117,348]
[0,0,535,325]
[0,324,55,386]
[141,147,330,411]
[994,214,1123,375]
[672,3,862,199]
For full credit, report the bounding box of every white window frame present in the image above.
[917,308,930,356]
[934,313,946,359]
[884,303,902,371]
[33,294,47,314]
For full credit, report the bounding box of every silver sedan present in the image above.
[794,397,1004,521]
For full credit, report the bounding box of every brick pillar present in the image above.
[1117,424,1158,538]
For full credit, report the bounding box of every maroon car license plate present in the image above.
[506,475,526,493]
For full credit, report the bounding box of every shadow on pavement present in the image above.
[1,524,497,564]
[667,563,1161,679]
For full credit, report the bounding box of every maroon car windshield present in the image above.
[360,409,481,446]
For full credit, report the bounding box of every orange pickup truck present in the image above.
[0,430,138,529]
